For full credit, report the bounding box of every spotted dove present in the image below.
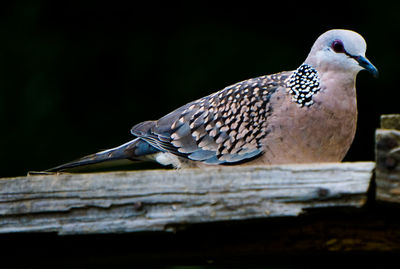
[47,29,378,171]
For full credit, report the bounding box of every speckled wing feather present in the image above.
[131,72,290,164]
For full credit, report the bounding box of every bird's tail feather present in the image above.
[45,139,140,172]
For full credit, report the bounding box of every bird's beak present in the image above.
[355,55,379,78]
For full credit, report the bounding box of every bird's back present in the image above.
[130,71,292,167]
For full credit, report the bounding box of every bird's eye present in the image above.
[331,40,345,53]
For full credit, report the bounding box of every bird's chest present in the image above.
[300,97,357,146]
[261,85,357,163]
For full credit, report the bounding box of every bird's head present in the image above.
[305,29,378,78]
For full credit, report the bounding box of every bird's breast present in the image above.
[257,82,357,165]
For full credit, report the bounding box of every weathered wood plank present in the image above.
[0,162,374,235]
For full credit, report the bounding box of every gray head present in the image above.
[305,29,378,77]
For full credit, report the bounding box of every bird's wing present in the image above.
[131,72,291,164]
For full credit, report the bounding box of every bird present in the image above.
[46,29,378,172]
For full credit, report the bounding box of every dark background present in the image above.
[0,0,398,177]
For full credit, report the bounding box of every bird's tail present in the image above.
[45,139,141,172]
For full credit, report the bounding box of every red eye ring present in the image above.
[331,39,345,53]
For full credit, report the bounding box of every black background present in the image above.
[1,0,398,177]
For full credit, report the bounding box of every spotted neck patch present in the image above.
[287,64,321,107]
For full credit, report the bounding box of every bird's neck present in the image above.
[301,61,358,99]
[288,62,358,113]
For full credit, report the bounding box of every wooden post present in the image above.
[375,114,400,203]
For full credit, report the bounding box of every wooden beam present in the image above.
[0,162,373,235]
[376,114,400,203]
